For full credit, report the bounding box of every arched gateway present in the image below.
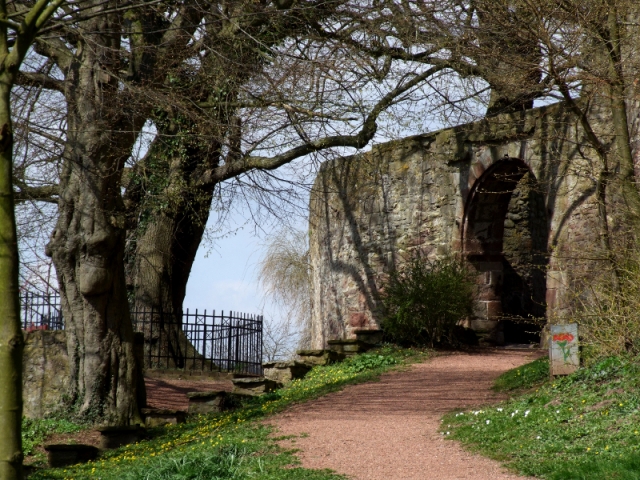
[461,158,548,344]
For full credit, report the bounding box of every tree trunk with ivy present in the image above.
[37,0,204,423]
[124,109,227,368]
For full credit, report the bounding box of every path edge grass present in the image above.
[29,345,431,479]
[444,354,640,480]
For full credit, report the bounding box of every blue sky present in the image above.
[183,199,308,323]
[184,223,265,315]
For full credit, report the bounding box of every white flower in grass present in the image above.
[524,410,530,417]
[497,408,503,412]
[536,436,542,440]
[486,420,491,425]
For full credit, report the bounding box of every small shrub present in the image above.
[569,252,640,363]
[381,255,474,347]
[22,417,83,456]
[342,353,397,373]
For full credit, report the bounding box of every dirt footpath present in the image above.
[271,349,542,480]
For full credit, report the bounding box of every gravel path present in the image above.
[271,349,542,480]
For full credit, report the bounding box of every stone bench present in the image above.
[262,361,312,385]
[141,408,187,427]
[231,377,278,396]
[44,444,100,468]
[98,425,146,449]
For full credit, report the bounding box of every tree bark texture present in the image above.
[474,2,542,116]
[605,5,640,237]
[0,80,24,479]
[46,11,145,424]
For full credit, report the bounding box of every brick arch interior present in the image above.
[462,158,548,344]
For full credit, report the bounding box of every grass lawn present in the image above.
[444,355,640,479]
[29,346,429,480]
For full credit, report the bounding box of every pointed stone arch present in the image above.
[462,158,549,344]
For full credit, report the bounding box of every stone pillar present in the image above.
[469,260,504,344]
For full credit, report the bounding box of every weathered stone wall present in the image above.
[23,330,69,418]
[309,101,620,348]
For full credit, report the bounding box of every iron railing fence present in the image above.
[132,307,263,376]
[19,291,263,376]
[21,290,64,331]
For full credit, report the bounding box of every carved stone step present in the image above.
[262,361,312,385]
[140,408,187,427]
[353,329,384,345]
[186,390,254,413]
[296,349,344,366]
[327,339,372,356]
[186,390,227,414]
[44,444,99,468]
[231,377,278,396]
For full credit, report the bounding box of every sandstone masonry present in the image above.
[309,101,629,348]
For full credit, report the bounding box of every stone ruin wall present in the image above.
[308,101,624,349]
[23,330,69,418]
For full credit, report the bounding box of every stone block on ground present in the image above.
[231,377,278,396]
[186,391,227,414]
[141,408,187,427]
[296,349,343,366]
[327,339,372,356]
[98,425,146,449]
[262,361,312,385]
[44,444,99,468]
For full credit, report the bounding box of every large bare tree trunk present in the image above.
[46,13,145,424]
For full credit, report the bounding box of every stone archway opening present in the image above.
[462,158,548,345]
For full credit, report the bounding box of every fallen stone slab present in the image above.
[263,361,312,385]
[98,425,146,449]
[141,408,187,427]
[44,444,99,468]
[231,377,278,396]
[296,349,343,366]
